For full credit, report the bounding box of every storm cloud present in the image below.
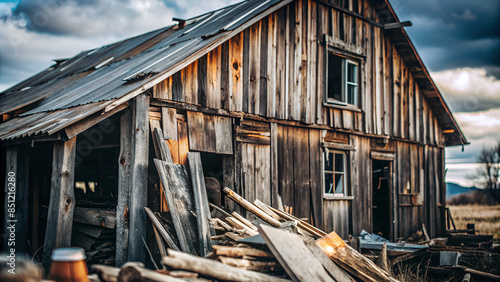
[390,0,500,76]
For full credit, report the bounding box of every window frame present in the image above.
[322,149,352,200]
[325,52,359,106]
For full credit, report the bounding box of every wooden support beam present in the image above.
[64,102,128,140]
[116,108,132,267]
[127,94,150,263]
[3,146,29,253]
[42,137,77,272]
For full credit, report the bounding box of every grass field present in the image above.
[448,205,500,240]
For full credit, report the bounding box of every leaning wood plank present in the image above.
[258,224,335,282]
[266,204,325,238]
[232,212,259,231]
[154,159,198,255]
[144,207,180,251]
[226,217,259,236]
[119,262,185,282]
[162,250,289,282]
[209,202,231,219]
[316,231,398,282]
[303,239,354,282]
[223,187,281,227]
[154,127,173,163]
[43,137,77,272]
[152,225,167,257]
[188,152,214,257]
[212,245,273,258]
[254,199,281,220]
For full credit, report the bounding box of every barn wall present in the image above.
[150,0,448,238]
[151,0,446,148]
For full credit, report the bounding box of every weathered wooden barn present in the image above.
[1,0,467,267]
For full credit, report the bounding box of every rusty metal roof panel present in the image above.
[0,0,293,140]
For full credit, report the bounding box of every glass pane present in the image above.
[327,54,343,101]
[335,153,344,172]
[347,84,357,105]
[324,152,334,171]
[335,174,344,194]
[325,173,334,193]
[347,63,357,83]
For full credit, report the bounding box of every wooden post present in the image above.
[127,94,150,263]
[42,137,77,272]
[3,146,28,253]
[116,108,133,267]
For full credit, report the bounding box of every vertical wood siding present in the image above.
[151,0,447,238]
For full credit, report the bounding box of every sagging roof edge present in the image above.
[378,0,468,146]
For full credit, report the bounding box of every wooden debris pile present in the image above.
[88,127,398,281]
[72,223,116,266]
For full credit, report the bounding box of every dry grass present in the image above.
[448,205,500,240]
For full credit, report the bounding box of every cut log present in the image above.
[316,231,398,282]
[212,245,274,258]
[91,265,120,282]
[218,257,282,272]
[258,224,335,282]
[118,262,185,282]
[154,159,198,255]
[162,249,290,282]
[188,152,214,256]
[223,187,281,227]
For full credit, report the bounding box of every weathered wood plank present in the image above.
[116,108,132,266]
[144,207,180,251]
[215,116,233,154]
[309,129,322,227]
[228,33,243,112]
[249,21,261,115]
[207,46,221,109]
[154,159,198,255]
[183,61,198,105]
[259,224,335,282]
[187,152,214,257]
[270,123,279,208]
[266,13,277,118]
[187,111,204,151]
[128,94,149,263]
[154,127,173,163]
[162,107,178,140]
[163,250,288,282]
[43,137,77,271]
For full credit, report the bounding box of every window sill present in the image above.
[323,102,363,113]
[323,195,354,201]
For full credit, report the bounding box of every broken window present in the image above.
[327,53,358,106]
[324,150,347,195]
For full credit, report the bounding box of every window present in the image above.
[327,53,358,106]
[324,150,347,195]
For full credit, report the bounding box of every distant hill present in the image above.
[446,182,479,200]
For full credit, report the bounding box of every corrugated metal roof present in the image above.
[0,0,289,140]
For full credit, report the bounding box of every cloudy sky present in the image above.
[0,0,499,186]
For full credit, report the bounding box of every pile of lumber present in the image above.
[89,128,398,281]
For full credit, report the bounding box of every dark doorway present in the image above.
[372,160,392,239]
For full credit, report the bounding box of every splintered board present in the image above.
[258,224,334,282]
[154,159,198,255]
